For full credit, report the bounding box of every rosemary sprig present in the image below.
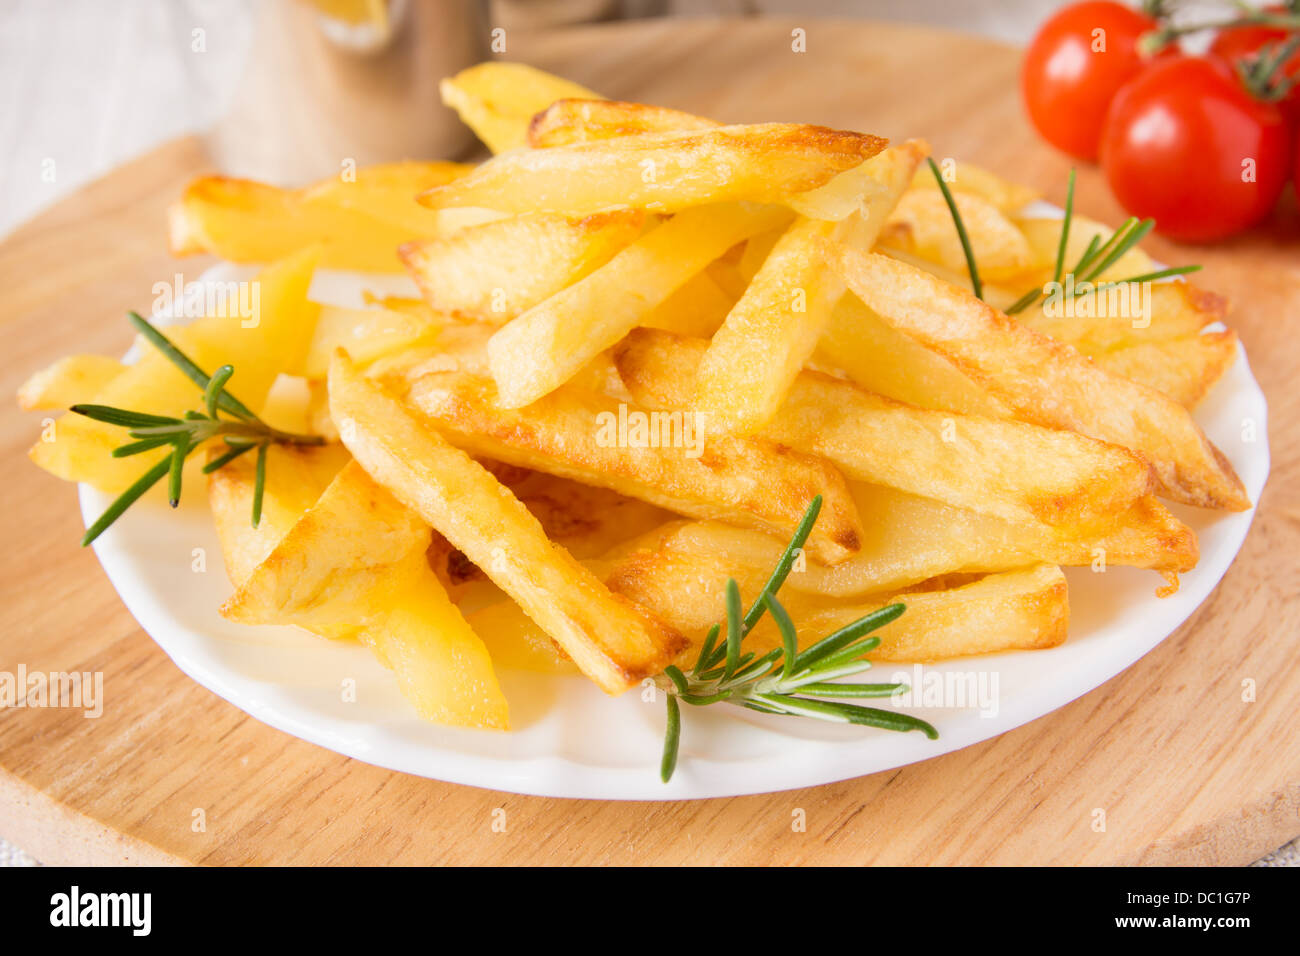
[656,495,938,782]
[931,166,1200,317]
[927,157,983,300]
[73,313,325,546]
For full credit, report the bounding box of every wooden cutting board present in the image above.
[2,18,1297,866]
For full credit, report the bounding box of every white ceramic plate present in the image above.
[80,264,1270,800]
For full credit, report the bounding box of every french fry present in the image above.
[692,141,926,435]
[328,352,686,694]
[464,600,579,675]
[221,460,429,628]
[910,160,1040,213]
[881,190,1033,280]
[876,245,1024,312]
[829,246,1249,511]
[528,98,718,147]
[222,460,510,728]
[298,160,473,235]
[396,367,865,565]
[168,171,457,272]
[640,268,737,338]
[207,443,351,587]
[606,532,1069,660]
[487,202,791,408]
[615,328,1151,527]
[30,248,321,492]
[786,139,929,221]
[786,564,1069,662]
[523,96,915,224]
[302,303,441,379]
[1014,281,1224,354]
[17,355,125,411]
[365,552,510,728]
[400,210,644,323]
[439,62,601,154]
[419,124,887,217]
[1093,331,1239,409]
[608,483,1195,602]
[817,295,1009,417]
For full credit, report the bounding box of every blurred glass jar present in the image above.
[208,0,488,183]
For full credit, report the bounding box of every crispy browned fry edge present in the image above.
[328,352,686,694]
[528,99,719,147]
[418,123,889,214]
[614,327,1153,528]
[828,245,1249,511]
[393,367,865,565]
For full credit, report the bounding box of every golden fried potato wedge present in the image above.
[527,98,718,147]
[17,355,125,411]
[693,142,925,435]
[881,190,1033,281]
[1093,331,1239,409]
[328,352,686,694]
[397,367,865,565]
[400,209,644,323]
[487,202,791,408]
[419,124,887,216]
[830,246,1249,511]
[909,160,1040,213]
[616,328,1151,527]
[207,443,351,587]
[440,62,601,154]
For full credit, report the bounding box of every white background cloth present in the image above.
[1,0,1293,866]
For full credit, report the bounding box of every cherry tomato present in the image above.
[1100,56,1291,241]
[1022,1,1160,161]
[1295,125,1300,189]
[1209,10,1300,128]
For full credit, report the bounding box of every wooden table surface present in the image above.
[1,18,1297,865]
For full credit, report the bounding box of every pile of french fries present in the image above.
[21,62,1249,731]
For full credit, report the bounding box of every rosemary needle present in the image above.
[927,157,983,300]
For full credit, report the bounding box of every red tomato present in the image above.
[1295,125,1300,189]
[1100,56,1291,241]
[1022,1,1159,161]
[1209,11,1300,128]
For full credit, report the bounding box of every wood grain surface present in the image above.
[1,19,1297,866]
